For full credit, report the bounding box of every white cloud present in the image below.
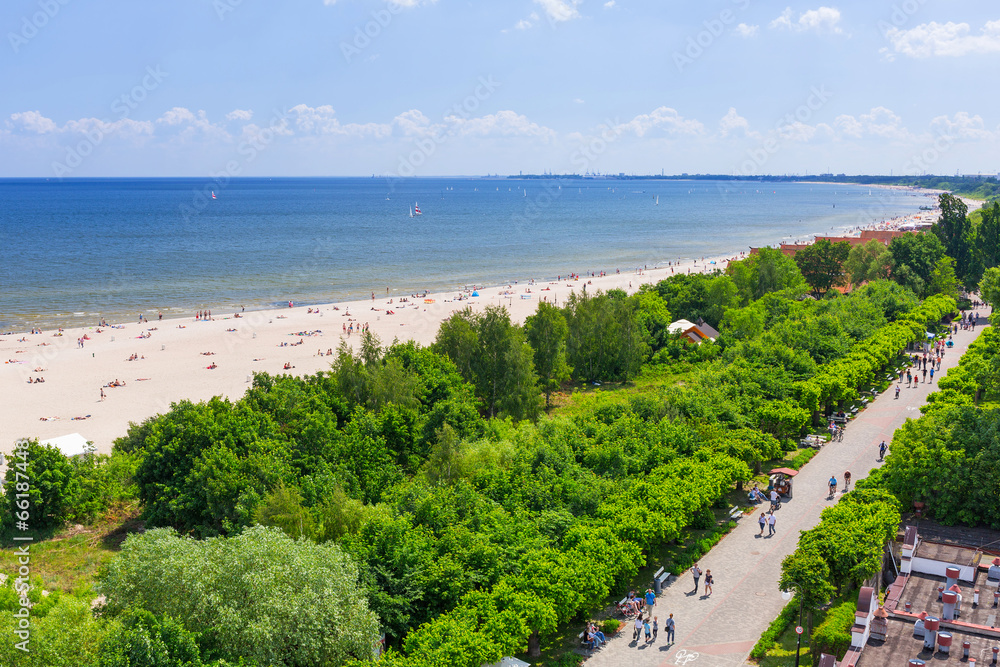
[734,23,759,38]
[615,107,705,138]
[225,109,254,122]
[770,6,842,34]
[604,1,615,8]
[287,104,392,138]
[573,98,585,104]
[445,110,556,141]
[718,108,759,139]
[8,111,58,134]
[515,18,533,30]
[833,107,910,141]
[534,0,582,23]
[930,112,994,141]
[885,21,1000,58]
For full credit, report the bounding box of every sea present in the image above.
[0,177,929,331]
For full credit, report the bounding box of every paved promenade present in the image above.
[586,317,990,667]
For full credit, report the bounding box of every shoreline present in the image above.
[2,196,939,455]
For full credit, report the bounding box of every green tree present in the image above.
[562,290,649,383]
[524,302,572,408]
[975,202,1000,270]
[888,232,945,296]
[253,481,316,539]
[98,525,379,667]
[929,256,961,300]
[779,548,837,632]
[434,306,542,420]
[844,239,893,287]
[3,440,78,530]
[99,609,204,667]
[794,239,851,295]
[980,266,1000,313]
[933,193,974,283]
[728,248,809,304]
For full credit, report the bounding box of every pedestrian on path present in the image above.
[922,368,927,382]
[665,613,675,643]
[643,618,652,643]
[652,616,658,642]
[645,588,656,608]
[691,564,702,592]
[758,512,766,536]
[767,512,776,536]
[930,368,935,383]
[895,384,900,399]
[704,570,713,596]
[634,616,644,641]
[879,440,887,461]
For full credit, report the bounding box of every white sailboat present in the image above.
[655,195,659,205]
[409,206,414,218]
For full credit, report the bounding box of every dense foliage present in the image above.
[4,237,967,665]
[98,525,379,666]
[865,326,1000,527]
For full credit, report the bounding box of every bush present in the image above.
[749,599,798,659]
[3,440,78,530]
[811,600,856,657]
[788,448,818,470]
[600,618,620,635]
[690,507,715,530]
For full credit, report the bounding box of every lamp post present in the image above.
[782,587,805,667]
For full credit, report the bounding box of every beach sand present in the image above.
[1,192,948,455]
[2,253,744,454]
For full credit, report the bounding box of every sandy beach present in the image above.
[2,253,743,454]
[2,190,950,456]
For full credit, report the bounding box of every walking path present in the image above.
[586,315,991,667]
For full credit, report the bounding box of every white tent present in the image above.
[485,658,531,667]
[40,433,91,457]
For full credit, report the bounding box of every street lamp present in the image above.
[781,587,805,667]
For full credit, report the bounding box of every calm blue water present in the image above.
[0,177,926,330]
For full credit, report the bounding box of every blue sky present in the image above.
[2,0,998,177]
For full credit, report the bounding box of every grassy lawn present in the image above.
[548,362,696,419]
[0,511,141,598]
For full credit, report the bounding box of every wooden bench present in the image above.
[832,415,848,425]
[729,505,743,520]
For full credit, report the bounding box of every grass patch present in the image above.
[548,363,695,418]
[0,510,141,598]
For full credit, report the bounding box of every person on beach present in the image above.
[100,388,105,401]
